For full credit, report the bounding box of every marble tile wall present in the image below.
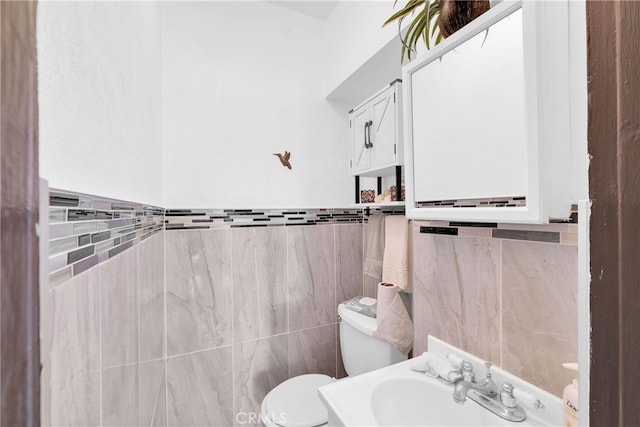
[43,232,165,426]
[412,220,578,397]
[165,224,362,426]
[44,222,363,426]
[45,189,579,422]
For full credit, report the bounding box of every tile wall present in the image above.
[43,233,165,426]
[412,220,578,397]
[43,190,364,426]
[163,224,362,426]
[41,190,166,427]
[44,187,580,425]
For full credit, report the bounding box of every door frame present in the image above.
[587,1,640,425]
[0,1,41,426]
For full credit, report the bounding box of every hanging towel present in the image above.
[363,214,386,279]
[373,282,413,355]
[382,215,410,291]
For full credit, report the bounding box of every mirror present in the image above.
[411,8,526,202]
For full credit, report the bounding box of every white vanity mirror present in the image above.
[412,8,525,203]
[402,0,586,223]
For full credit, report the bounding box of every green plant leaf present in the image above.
[424,0,436,49]
[404,7,427,61]
[422,8,430,47]
[426,0,443,48]
[406,8,426,44]
[400,22,409,62]
[387,0,448,62]
[401,9,427,63]
[435,29,444,45]
[430,8,440,38]
[383,0,425,26]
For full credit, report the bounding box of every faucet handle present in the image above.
[500,382,517,408]
[461,361,475,382]
[484,362,492,378]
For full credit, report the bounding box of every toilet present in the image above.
[260,302,407,427]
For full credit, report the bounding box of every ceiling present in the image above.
[265,1,339,20]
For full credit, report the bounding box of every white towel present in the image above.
[411,353,461,382]
[363,214,386,278]
[382,215,410,291]
[373,282,413,355]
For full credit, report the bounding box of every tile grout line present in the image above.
[137,243,141,427]
[253,232,261,347]
[286,227,290,380]
[230,228,236,423]
[98,263,104,426]
[333,224,338,378]
[499,239,504,368]
[163,228,169,426]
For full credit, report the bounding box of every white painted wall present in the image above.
[38,1,163,206]
[161,1,351,208]
[35,0,417,208]
[323,0,400,98]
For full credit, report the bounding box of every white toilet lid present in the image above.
[264,374,333,427]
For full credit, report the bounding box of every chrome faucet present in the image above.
[451,361,530,422]
[452,362,498,404]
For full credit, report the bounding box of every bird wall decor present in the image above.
[274,151,292,169]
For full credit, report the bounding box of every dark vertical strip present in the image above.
[355,176,360,204]
[587,1,640,425]
[0,2,40,426]
[395,165,402,201]
[615,3,640,425]
[377,176,382,195]
[587,3,619,424]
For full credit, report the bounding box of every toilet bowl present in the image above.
[259,302,407,427]
[260,374,333,427]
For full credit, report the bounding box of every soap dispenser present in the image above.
[562,363,579,427]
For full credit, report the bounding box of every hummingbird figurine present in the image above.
[273,151,292,169]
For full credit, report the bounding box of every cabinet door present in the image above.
[403,0,584,223]
[411,7,526,202]
[349,105,371,174]
[369,86,398,169]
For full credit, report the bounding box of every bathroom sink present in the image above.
[318,336,563,427]
[370,377,516,427]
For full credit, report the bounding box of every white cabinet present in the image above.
[402,0,587,223]
[349,81,403,177]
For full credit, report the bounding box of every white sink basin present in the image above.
[318,337,563,427]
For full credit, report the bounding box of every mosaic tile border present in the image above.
[165,208,364,229]
[48,189,164,286]
[362,206,407,220]
[48,189,400,284]
[164,206,407,230]
[416,195,527,208]
[417,212,579,246]
[47,186,577,287]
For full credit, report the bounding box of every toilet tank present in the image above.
[338,303,407,376]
